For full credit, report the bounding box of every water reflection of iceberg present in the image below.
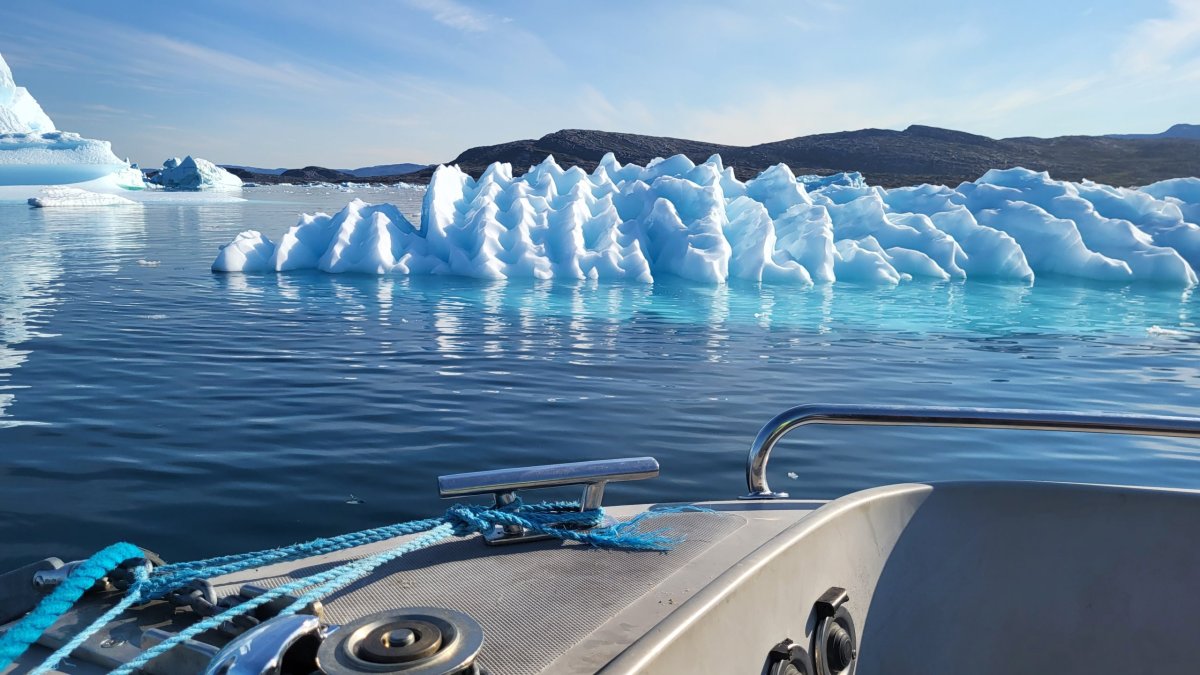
[0,210,60,423]
[0,204,146,424]
[29,203,147,267]
[212,268,1196,342]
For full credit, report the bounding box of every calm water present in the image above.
[2,185,1200,569]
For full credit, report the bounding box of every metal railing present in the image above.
[743,404,1200,499]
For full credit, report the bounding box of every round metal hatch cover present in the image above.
[318,607,484,674]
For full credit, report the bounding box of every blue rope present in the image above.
[13,501,690,674]
[111,523,459,675]
[29,566,149,675]
[0,542,145,670]
[139,516,444,598]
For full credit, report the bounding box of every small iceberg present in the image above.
[28,186,138,207]
[1147,325,1188,338]
[149,156,243,191]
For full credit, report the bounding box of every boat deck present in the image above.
[2,500,825,675]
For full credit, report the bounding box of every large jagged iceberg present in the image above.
[213,154,1200,287]
[150,156,242,191]
[0,52,141,187]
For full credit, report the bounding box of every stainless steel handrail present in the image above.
[743,404,1200,499]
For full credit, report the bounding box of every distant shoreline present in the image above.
[221,165,431,186]
[221,123,1200,190]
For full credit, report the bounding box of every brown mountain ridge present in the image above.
[229,124,1200,188]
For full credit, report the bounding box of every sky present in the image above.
[1,0,1197,168]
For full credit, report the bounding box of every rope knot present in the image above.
[441,501,605,538]
[441,501,683,551]
[442,503,496,537]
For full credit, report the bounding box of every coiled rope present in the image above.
[1,500,688,674]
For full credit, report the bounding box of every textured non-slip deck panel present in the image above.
[218,511,744,675]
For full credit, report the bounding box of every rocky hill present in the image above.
[1108,123,1200,141]
[406,125,1200,188]
[223,164,426,185]
[226,124,1200,188]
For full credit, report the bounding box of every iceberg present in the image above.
[28,186,138,207]
[150,156,243,191]
[0,53,54,134]
[956,169,1197,285]
[212,230,277,272]
[0,132,142,186]
[213,155,1200,287]
[0,52,142,187]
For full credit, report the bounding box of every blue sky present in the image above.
[1,0,1197,168]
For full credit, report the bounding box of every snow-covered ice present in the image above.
[212,154,1200,287]
[0,52,54,134]
[0,132,141,186]
[0,52,141,187]
[28,186,138,207]
[150,156,243,191]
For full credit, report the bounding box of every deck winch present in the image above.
[316,607,485,674]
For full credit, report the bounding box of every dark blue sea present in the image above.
[2,185,1199,569]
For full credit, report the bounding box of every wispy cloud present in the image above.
[677,81,900,146]
[139,35,337,91]
[782,15,816,31]
[572,85,655,131]
[5,11,365,96]
[896,22,987,63]
[1118,0,1200,74]
[405,0,493,32]
[82,103,126,114]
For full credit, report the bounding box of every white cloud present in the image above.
[1118,0,1200,74]
[675,81,906,146]
[571,85,656,131]
[405,0,492,32]
[896,22,987,63]
[782,15,815,30]
[81,103,128,115]
[5,11,371,95]
[138,35,350,92]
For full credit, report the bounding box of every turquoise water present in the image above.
[2,186,1199,569]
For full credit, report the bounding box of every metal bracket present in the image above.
[0,557,63,624]
[32,561,85,593]
[203,614,328,675]
[438,457,659,545]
